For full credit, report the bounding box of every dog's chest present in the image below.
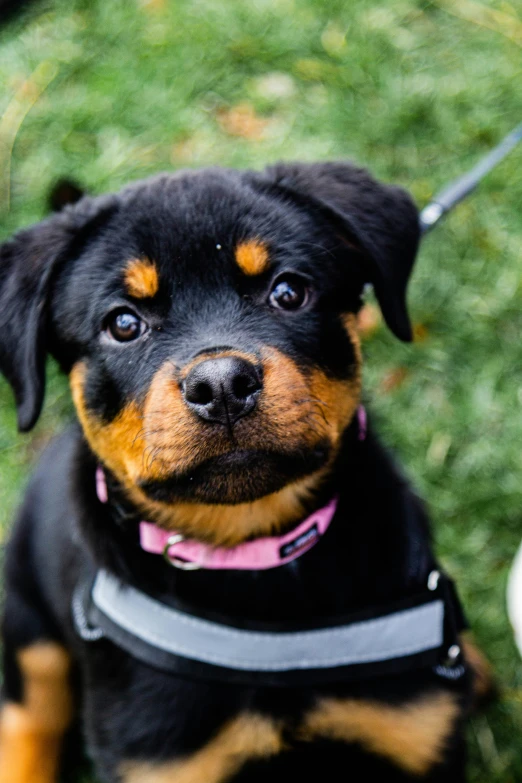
[84,645,459,783]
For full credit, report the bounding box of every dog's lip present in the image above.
[137,443,331,504]
[187,448,266,468]
[140,445,328,481]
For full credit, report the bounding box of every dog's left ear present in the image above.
[0,195,116,432]
[264,161,420,341]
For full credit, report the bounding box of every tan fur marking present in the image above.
[300,692,460,776]
[0,643,72,783]
[460,633,495,706]
[235,240,269,276]
[120,713,283,783]
[69,331,362,546]
[70,363,150,485]
[342,312,363,355]
[124,258,159,298]
[16,644,72,733]
[70,357,326,544]
[133,344,360,543]
[129,470,328,547]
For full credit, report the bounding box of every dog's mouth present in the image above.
[71,343,361,541]
[138,442,331,505]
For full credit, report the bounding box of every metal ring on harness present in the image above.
[163,534,202,571]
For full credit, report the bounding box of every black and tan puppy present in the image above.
[0,163,488,782]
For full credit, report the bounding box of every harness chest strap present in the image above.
[73,569,467,687]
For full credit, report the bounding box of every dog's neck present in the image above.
[76,415,435,624]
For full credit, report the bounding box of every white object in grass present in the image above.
[507,539,522,657]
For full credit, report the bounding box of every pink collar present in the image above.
[96,405,366,571]
[139,497,338,571]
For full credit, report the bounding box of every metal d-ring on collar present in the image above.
[94,468,203,571]
[162,534,202,571]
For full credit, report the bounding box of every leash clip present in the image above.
[163,534,202,571]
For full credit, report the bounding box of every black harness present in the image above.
[73,567,467,688]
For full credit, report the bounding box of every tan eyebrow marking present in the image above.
[124,258,159,298]
[235,240,269,276]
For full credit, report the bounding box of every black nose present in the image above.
[183,357,262,426]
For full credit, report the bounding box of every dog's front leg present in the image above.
[0,463,78,783]
[0,639,73,782]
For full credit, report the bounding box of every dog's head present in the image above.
[0,163,419,544]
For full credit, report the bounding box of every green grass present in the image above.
[1,0,522,779]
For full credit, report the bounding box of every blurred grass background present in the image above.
[1,0,522,779]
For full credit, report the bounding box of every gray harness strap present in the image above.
[72,568,458,686]
[92,570,443,671]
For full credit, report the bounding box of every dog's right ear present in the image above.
[0,195,116,432]
[263,161,420,342]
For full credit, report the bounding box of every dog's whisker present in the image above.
[295,240,339,261]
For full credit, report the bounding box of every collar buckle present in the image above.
[163,534,202,571]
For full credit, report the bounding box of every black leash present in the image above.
[419,122,522,234]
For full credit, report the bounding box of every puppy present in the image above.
[0,162,487,782]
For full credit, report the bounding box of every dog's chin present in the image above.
[139,443,331,505]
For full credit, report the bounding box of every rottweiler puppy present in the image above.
[0,162,489,782]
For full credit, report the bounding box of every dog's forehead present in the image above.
[102,171,313,282]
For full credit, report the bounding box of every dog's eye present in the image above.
[268,275,310,311]
[106,311,145,342]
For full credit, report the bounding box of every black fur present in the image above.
[0,163,474,782]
